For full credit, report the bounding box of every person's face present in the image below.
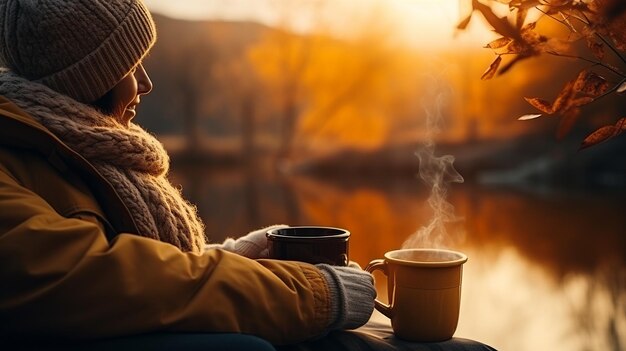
[110,63,153,126]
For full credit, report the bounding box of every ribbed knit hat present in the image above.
[0,0,156,103]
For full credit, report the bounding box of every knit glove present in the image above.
[205,225,289,259]
[316,264,376,330]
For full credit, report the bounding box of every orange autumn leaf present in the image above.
[573,70,610,97]
[485,37,512,50]
[508,0,542,10]
[457,13,473,30]
[516,7,529,29]
[552,80,575,113]
[503,40,527,54]
[481,55,502,80]
[524,97,553,114]
[471,0,522,41]
[586,38,605,60]
[570,96,594,108]
[580,118,626,150]
[464,0,626,149]
[580,126,618,149]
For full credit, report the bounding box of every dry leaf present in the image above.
[516,8,528,29]
[509,0,541,10]
[465,0,626,150]
[481,55,502,80]
[457,13,473,30]
[573,70,589,91]
[520,22,545,50]
[581,26,596,40]
[518,113,543,120]
[522,21,537,31]
[570,96,594,107]
[524,97,553,114]
[573,71,609,96]
[552,80,575,113]
[580,125,619,149]
[485,37,512,49]
[604,0,626,49]
[586,39,605,60]
[580,118,626,149]
[504,40,528,54]
[472,0,522,41]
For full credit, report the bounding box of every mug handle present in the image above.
[365,259,393,318]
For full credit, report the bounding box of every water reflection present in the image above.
[458,247,625,351]
[169,164,626,351]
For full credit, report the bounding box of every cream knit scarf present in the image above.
[0,70,206,253]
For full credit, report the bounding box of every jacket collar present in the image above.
[0,95,64,154]
[0,95,139,239]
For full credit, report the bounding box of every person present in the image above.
[0,0,376,348]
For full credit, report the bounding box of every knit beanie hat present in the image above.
[0,0,156,103]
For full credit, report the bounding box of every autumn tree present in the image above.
[459,0,626,149]
[143,15,216,154]
[248,2,416,160]
[177,42,214,154]
[244,0,330,160]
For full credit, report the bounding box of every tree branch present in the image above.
[590,78,626,103]
[579,11,626,65]
[546,51,625,77]
[536,6,626,65]
[536,7,579,31]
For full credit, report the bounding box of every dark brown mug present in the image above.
[266,226,350,266]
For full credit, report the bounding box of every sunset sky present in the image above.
[142,0,489,47]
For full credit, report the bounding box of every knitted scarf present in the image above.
[0,70,206,253]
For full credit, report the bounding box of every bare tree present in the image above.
[175,41,215,155]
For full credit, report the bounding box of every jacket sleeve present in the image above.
[0,169,331,345]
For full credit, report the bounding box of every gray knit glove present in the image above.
[205,225,288,259]
[316,264,376,330]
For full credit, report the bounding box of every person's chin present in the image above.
[123,109,136,125]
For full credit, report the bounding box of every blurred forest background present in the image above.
[139,5,626,185]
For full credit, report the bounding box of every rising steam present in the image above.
[402,81,464,249]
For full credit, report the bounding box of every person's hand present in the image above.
[206,225,288,259]
[316,264,376,331]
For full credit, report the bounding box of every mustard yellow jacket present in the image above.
[0,96,331,344]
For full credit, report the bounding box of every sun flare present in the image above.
[143,0,489,47]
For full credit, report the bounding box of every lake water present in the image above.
[170,163,626,351]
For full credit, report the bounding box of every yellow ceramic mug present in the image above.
[365,248,468,342]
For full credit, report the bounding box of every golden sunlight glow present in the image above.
[387,0,462,47]
[143,0,489,47]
